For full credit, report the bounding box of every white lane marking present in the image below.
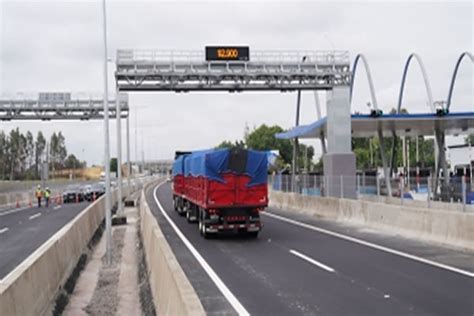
[0,206,31,217]
[290,249,335,273]
[384,294,390,299]
[29,213,41,220]
[153,183,250,316]
[0,227,9,234]
[263,212,474,278]
[54,205,61,210]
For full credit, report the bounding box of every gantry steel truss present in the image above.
[0,98,129,121]
[115,50,351,92]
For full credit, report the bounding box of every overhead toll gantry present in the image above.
[115,49,351,91]
[116,47,357,198]
[0,92,129,121]
[0,92,133,208]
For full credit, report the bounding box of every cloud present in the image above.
[0,0,472,165]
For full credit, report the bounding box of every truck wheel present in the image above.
[199,213,212,238]
[186,211,193,223]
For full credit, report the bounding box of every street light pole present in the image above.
[116,90,123,214]
[101,0,112,265]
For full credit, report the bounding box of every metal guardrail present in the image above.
[117,49,350,64]
[270,174,474,211]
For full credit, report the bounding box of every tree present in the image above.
[25,131,35,176]
[65,154,85,169]
[245,124,293,165]
[110,158,118,176]
[216,140,245,149]
[8,128,23,180]
[35,132,46,178]
[0,131,8,179]
[57,132,67,167]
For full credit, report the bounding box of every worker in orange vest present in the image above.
[35,185,43,208]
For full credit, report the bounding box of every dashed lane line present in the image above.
[289,249,335,273]
[0,206,31,217]
[0,227,9,234]
[263,212,474,278]
[29,213,42,220]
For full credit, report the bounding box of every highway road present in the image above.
[147,182,474,316]
[0,200,91,279]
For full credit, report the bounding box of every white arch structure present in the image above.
[396,53,435,114]
[446,51,473,111]
[350,54,380,111]
[350,54,391,196]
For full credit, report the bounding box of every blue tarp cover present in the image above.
[172,154,186,176]
[173,148,268,186]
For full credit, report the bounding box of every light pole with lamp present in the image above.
[101,0,112,265]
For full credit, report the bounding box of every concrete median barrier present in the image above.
[0,185,134,316]
[269,190,474,251]
[139,182,205,316]
[0,192,33,209]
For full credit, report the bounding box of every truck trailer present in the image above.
[172,148,268,238]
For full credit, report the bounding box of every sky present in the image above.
[0,0,472,166]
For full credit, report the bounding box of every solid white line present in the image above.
[0,227,9,234]
[153,183,250,316]
[263,212,474,278]
[0,206,31,217]
[290,249,335,273]
[29,213,41,220]
[54,205,61,210]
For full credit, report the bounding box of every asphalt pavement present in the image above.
[147,182,474,316]
[0,199,91,279]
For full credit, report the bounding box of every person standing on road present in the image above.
[35,185,43,208]
[44,187,51,208]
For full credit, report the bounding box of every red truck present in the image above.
[172,148,268,238]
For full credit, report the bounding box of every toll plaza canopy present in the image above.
[275,112,474,139]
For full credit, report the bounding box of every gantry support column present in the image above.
[126,114,131,197]
[434,128,448,199]
[313,91,327,154]
[377,129,392,196]
[291,89,302,192]
[323,86,356,198]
